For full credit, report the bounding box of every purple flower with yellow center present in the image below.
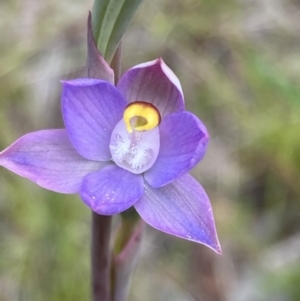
[0,58,221,253]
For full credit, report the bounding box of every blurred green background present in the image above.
[1,0,300,300]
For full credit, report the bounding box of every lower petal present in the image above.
[135,174,221,253]
[80,165,144,215]
[0,130,106,193]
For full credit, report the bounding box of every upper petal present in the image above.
[117,58,184,118]
[62,79,127,161]
[135,174,221,253]
[144,111,209,188]
[80,164,144,215]
[0,130,106,193]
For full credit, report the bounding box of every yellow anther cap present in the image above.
[123,101,161,133]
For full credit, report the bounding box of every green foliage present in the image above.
[92,0,144,62]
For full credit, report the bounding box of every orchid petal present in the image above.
[80,165,144,215]
[145,111,209,188]
[117,58,184,118]
[0,130,106,193]
[62,79,127,161]
[135,174,221,253]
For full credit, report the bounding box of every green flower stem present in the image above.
[114,208,141,254]
[111,209,145,301]
[110,41,122,85]
[91,212,112,301]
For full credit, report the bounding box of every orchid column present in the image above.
[0,1,221,301]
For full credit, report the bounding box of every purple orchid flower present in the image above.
[0,58,221,253]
